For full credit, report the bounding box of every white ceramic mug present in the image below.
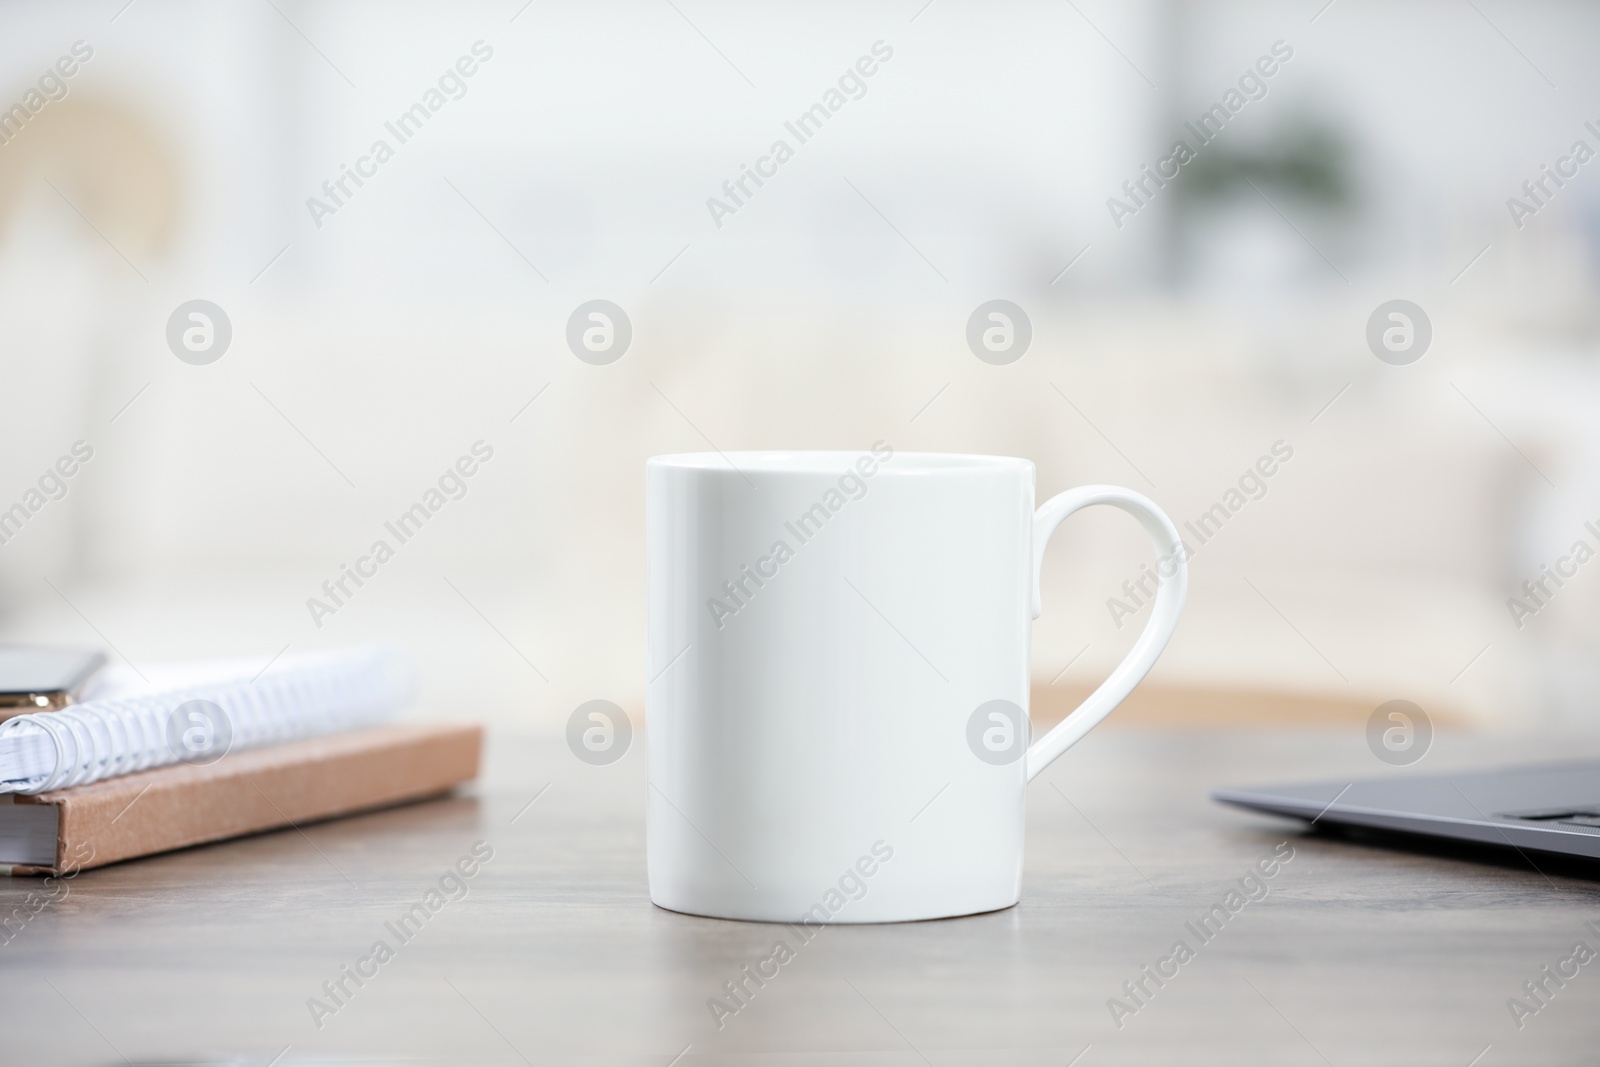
[645,446,1186,923]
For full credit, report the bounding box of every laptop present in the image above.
[1213,760,1600,860]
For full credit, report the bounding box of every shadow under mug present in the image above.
[645,447,1186,923]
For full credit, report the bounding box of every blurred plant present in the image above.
[1167,107,1361,287]
[1175,109,1358,215]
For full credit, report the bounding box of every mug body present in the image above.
[645,448,1034,922]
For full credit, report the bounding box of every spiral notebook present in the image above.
[0,645,413,794]
[0,644,483,875]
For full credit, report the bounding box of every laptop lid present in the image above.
[1213,761,1600,860]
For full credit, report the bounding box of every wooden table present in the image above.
[3,727,1599,1066]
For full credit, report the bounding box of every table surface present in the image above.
[4,727,1600,1067]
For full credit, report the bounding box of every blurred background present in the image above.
[3,0,1599,734]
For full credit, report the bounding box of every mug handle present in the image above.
[1024,485,1187,781]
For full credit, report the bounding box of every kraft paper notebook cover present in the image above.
[0,722,482,876]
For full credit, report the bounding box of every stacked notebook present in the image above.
[0,645,480,876]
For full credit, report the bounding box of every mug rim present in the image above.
[648,450,1033,474]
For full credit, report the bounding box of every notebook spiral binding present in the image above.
[0,645,414,794]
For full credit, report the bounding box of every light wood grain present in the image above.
[1,727,1597,1065]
